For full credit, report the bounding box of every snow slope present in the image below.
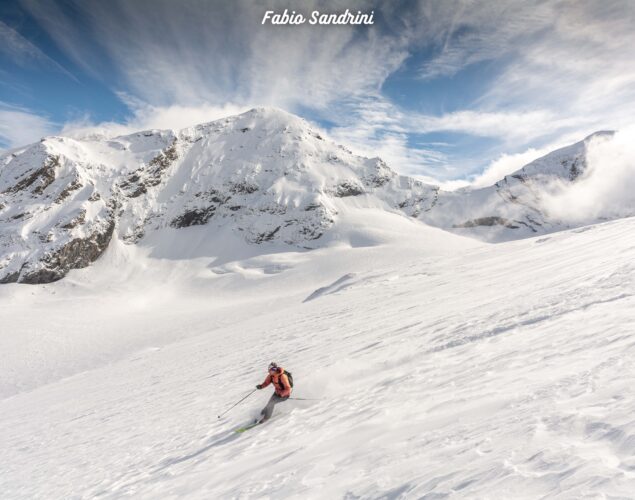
[1,213,634,498]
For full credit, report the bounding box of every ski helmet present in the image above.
[268,362,279,372]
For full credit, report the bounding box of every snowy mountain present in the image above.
[0,107,622,283]
[0,108,439,284]
[421,131,616,242]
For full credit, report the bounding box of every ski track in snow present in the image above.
[1,218,635,498]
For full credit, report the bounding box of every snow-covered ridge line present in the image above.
[0,107,620,283]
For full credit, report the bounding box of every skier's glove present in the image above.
[256,384,263,389]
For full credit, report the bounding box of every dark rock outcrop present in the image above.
[18,218,115,284]
[453,217,520,229]
[334,181,365,197]
[2,155,59,195]
[170,206,218,228]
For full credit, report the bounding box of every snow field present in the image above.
[1,216,635,498]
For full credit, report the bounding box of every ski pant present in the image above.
[260,394,287,421]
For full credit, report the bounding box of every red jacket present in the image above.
[261,368,292,397]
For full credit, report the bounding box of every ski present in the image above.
[235,421,261,433]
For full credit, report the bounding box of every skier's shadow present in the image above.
[155,429,241,470]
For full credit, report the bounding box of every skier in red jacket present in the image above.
[256,362,292,422]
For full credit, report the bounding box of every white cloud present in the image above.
[470,147,554,188]
[329,123,448,184]
[472,2,635,133]
[411,0,635,174]
[540,127,635,224]
[325,97,451,180]
[0,104,56,149]
[325,97,574,181]
[412,110,581,143]
[61,100,249,139]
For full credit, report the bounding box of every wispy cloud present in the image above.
[21,0,408,110]
[416,1,556,80]
[457,2,635,135]
[61,98,250,138]
[0,20,78,81]
[0,102,56,149]
[14,0,635,183]
[326,96,579,180]
[469,146,554,188]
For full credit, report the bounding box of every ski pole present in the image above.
[217,389,257,419]
[287,397,322,401]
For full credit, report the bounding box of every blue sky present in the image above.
[1,0,634,186]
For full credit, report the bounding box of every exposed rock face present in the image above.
[18,217,115,284]
[0,108,618,284]
[453,217,520,229]
[170,206,218,228]
[0,143,118,283]
[363,159,394,188]
[334,181,365,197]
[119,139,179,198]
[0,132,170,283]
[2,154,59,195]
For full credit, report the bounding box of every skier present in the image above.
[256,362,292,422]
